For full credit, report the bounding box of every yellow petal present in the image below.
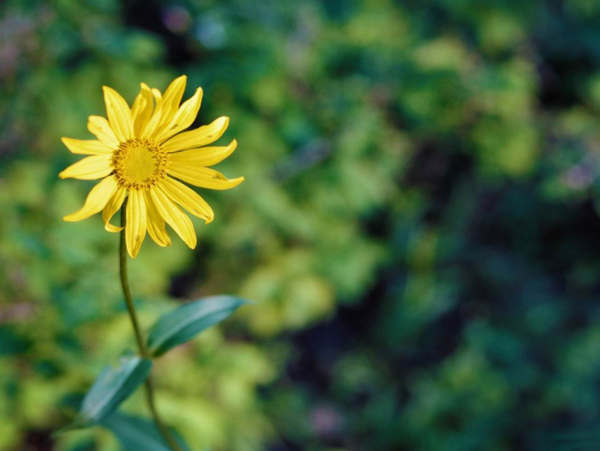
[168,140,237,167]
[131,95,148,133]
[64,176,118,222]
[88,116,120,149]
[125,189,147,258]
[103,86,133,142]
[162,116,229,152]
[159,177,214,223]
[61,137,114,155]
[102,187,126,233]
[156,75,187,129]
[143,191,172,247]
[58,155,112,180]
[152,88,162,102]
[167,164,244,190]
[131,83,154,136]
[155,87,203,143]
[149,187,197,249]
[142,76,187,139]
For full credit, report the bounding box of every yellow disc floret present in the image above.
[112,139,168,190]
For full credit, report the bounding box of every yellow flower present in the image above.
[59,75,244,258]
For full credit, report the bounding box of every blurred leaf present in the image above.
[67,356,152,430]
[0,325,30,356]
[147,296,249,357]
[101,412,191,451]
[530,426,600,451]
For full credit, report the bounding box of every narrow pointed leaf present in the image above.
[102,412,190,451]
[147,296,249,357]
[71,356,152,429]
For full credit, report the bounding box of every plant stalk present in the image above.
[119,202,183,451]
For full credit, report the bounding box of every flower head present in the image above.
[60,76,244,258]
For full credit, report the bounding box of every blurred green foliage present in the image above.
[2,0,600,449]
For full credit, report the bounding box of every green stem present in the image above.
[119,202,183,451]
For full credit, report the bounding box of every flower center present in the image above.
[112,139,168,189]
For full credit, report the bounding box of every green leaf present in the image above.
[70,356,153,429]
[102,412,190,451]
[147,296,249,357]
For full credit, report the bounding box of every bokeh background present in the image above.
[2,0,600,450]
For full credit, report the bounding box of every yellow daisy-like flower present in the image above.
[59,75,244,258]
